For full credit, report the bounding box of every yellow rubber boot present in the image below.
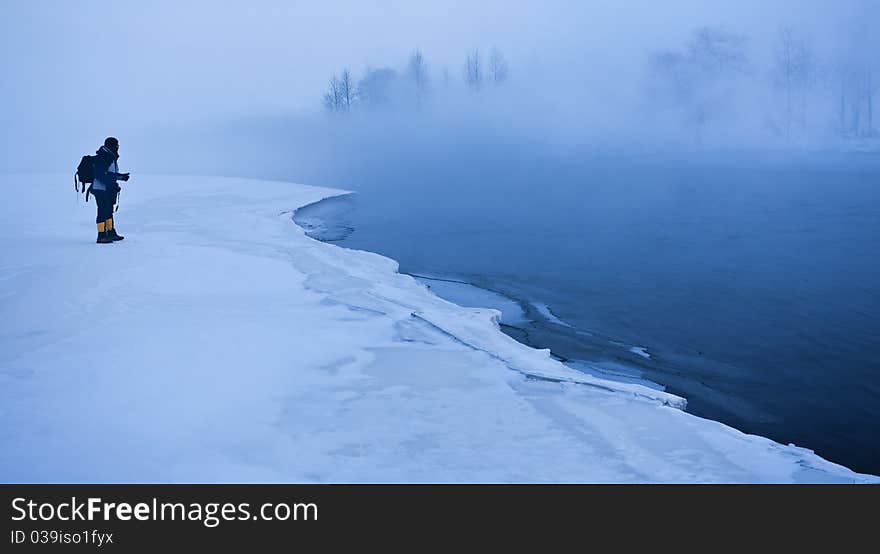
[96,221,113,244]
[106,218,124,241]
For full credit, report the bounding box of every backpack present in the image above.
[75,155,96,200]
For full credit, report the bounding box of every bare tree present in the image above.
[323,75,343,112]
[777,28,796,138]
[855,62,878,138]
[834,58,878,138]
[775,27,815,139]
[869,65,875,137]
[488,49,508,85]
[339,69,356,112]
[835,63,850,136]
[407,49,429,104]
[464,49,483,91]
[323,69,357,113]
[826,16,880,140]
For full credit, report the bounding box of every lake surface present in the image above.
[294,150,880,475]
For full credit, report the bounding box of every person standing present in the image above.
[91,137,130,243]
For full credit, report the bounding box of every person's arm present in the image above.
[95,156,129,182]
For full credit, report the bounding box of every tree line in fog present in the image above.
[648,25,876,142]
[323,48,509,113]
[322,24,877,145]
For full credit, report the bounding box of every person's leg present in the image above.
[106,191,123,241]
[95,191,113,244]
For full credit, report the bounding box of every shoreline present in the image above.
[293,196,685,401]
[292,192,879,478]
[406,273,668,392]
[292,197,677,399]
[1,173,875,483]
[292,199,687,408]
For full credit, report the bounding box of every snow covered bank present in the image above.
[0,174,875,483]
[412,275,528,327]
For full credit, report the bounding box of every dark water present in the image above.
[295,151,880,475]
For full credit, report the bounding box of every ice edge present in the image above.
[291,193,686,409]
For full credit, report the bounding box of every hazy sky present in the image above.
[0,0,873,169]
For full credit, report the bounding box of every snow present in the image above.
[565,360,665,391]
[532,302,573,328]
[413,275,528,327]
[629,346,652,359]
[0,173,876,483]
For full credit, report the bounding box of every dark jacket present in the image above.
[91,145,125,193]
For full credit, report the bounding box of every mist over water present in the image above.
[4,0,879,171]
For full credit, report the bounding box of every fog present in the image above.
[2,1,878,176]
[3,1,879,473]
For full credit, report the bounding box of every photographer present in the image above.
[91,137,130,244]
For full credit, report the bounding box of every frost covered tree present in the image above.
[357,67,400,109]
[464,49,483,91]
[406,49,429,104]
[488,49,508,85]
[651,27,748,142]
[834,58,878,138]
[870,66,877,137]
[825,14,880,140]
[774,27,815,139]
[688,27,748,72]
